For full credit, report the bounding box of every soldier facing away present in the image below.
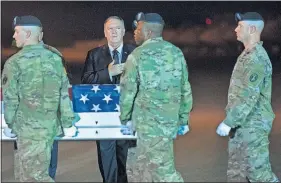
[2,15,77,182]
[119,12,193,182]
[216,12,279,182]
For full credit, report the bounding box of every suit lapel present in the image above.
[102,45,113,65]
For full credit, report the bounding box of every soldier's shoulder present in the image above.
[256,46,270,62]
[246,50,270,74]
[3,50,24,71]
[248,46,270,65]
[11,48,41,62]
[5,50,20,63]
[161,40,184,57]
[163,40,180,50]
[42,44,63,58]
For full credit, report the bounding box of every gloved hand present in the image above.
[173,125,190,139]
[108,62,124,77]
[120,121,135,135]
[72,113,80,125]
[178,125,189,135]
[216,122,231,136]
[3,127,17,138]
[63,125,78,137]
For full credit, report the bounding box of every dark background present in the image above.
[1,0,281,116]
[1,1,281,182]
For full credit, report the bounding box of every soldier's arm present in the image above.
[62,58,73,82]
[119,54,139,125]
[178,55,193,126]
[223,59,264,128]
[58,57,75,128]
[2,60,20,130]
[81,51,112,84]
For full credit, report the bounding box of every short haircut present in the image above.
[104,16,125,28]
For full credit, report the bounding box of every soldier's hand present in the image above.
[63,125,78,137]
[3,127,17,138]
[108,62,123,77]
[72,113,81,124]
[120,121,135,135]
[216,122,231,136]
[173,125,189,139]
[178,125,189,135]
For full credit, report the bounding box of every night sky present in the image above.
[2,1,280,47]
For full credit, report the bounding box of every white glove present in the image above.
[108,62,125,77]
[3,127,17,138]
[120,121,135,135]
[178,125,189,135]
[63,126,78,137]
[173,125,190,139]
[216,122,231,136]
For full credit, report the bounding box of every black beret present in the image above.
[13,15,42,29]
[133,12,165,30]
[235,12,264,22]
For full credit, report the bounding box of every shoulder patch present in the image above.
[249,73,258,82]
[2,74,8,85]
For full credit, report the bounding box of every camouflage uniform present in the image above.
[2,43,74,182]
[223,42,279,182]
[120,37,193,182]
[126,145,137,181]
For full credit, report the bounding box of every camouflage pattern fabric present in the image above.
[224,42,275,129]
[14,137,54,182]
[126,146,137,181]
[227,128,279,182]
[127,133,184,182]
[119,37,192,182]
[43,43,73,81]
[224,42,279,182]
[120,37,192,138]
[2,43,74,181]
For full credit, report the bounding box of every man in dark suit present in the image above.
[81,16,136,183]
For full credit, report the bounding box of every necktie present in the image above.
[112,49,119,65]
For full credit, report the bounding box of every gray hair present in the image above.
[104,16,125,28]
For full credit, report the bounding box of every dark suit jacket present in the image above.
[81,43,137,148]
[81,44,135,84]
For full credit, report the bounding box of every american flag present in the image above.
[1,84,137,140]
[72,84,120,113]
[1,84,122,128]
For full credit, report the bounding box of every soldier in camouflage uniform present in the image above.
[119,12,193,182]
[216,12,279,182]
[2,15,77,182]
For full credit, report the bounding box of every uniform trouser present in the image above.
[126,146,137,181]
[49,140,58,180]
[227,128,279,182]
[96,140,129,183]
[14,137,54,182]
[14,140,58,180]
[128,133,184,182]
